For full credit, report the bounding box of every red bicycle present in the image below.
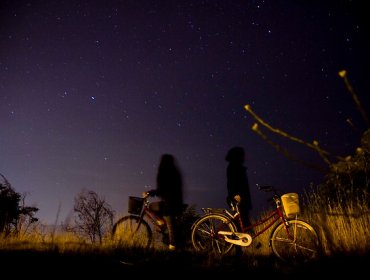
[191,185,320,264]
[112,192,191,249]
[111,193,169,248]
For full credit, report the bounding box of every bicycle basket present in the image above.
[281,193,300,218]
[128,196,144,214]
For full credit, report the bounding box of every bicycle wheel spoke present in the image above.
[294,243,317,253]
[191,213,236,255]
[274,236,317,254]
[213,239,226,254]
[271,220,319,264]
[197,223,213,236]
[112,216,152,249]
[274,236,293,243]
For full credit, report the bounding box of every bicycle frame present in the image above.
[219,192,294,243]
[113,194,192,250]
[240,207,285,238]
[137,198,166,232]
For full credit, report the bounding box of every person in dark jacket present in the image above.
[225,146,252,229]
[144,154,183,250]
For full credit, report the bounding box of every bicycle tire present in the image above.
[270,219,319,264]
[112,215,152,249]
[191,213,237,255]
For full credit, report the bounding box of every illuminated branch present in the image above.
[245,104,332,165]
[252,123,328,172]
[338,70,369,127]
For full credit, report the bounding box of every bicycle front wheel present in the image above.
[191,213,237,255]
[270,219,319,264]
[112,215,152,249]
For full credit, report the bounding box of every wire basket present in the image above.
[128,196,144,214]
[281,193,300,218]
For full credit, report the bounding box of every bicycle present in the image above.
[191,185,320,264]
[112,192,189,249]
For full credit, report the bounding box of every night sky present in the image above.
[1,0,369,225]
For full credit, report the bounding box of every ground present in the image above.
[1,248,369,279]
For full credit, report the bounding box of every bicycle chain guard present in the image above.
[218,231,253,247]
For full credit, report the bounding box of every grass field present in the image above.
[1,186,370,278]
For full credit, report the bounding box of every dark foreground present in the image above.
[1,248,369,279]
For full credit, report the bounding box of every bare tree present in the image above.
[244,70,369,172]
[71,189,114,244]
[244,70,370,204]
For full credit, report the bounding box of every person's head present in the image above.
[158,154,177,171]
[225,146,245,164]
[160,154,174,164]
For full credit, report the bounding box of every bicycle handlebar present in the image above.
[257,185,271,191]
[257,184,274,191]
[142,192,150,199]
[257,184,280,196]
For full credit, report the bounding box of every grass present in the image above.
[303,187,370,256]
[1,186,370,278]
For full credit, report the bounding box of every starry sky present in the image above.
[1,0,369,225]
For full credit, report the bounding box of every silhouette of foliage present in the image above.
[318,128,370,205]
[0,173,39,236]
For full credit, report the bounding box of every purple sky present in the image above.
[1,0,369,224]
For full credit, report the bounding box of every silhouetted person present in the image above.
[144,154,183,250]
[225,146,252,230]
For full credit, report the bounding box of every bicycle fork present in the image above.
[284,218,298,242]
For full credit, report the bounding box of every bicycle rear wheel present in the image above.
[112,215,152,249]
[270,219,319,264]
[191,213,237,255]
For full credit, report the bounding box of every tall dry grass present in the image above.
[1,186,369,261]
[302,187,370,256]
